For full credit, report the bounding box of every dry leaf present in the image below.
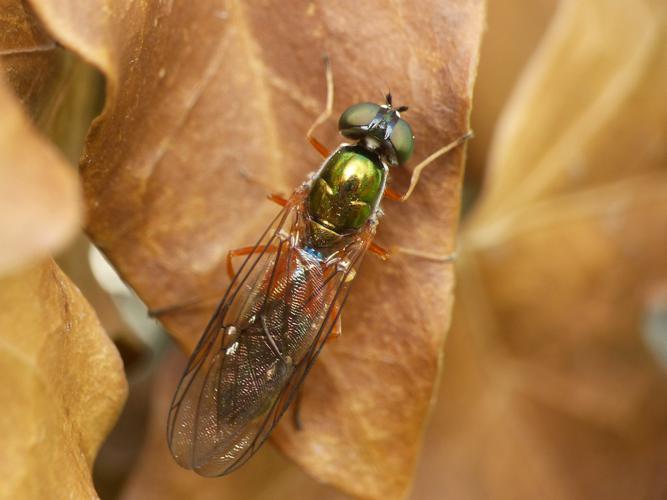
[0,73,81,276]
[0,1,102,162]
[0,259,127,498]
[25,0,485,497]
[412,0,667,498]
[122,349,347,500]
[0,0,60,116]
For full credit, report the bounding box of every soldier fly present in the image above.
[166,59,471,476]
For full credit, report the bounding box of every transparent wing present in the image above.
[167,191,373,476]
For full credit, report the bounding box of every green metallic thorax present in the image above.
[307,145,385,247]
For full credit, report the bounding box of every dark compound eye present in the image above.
[390,118,414,164]
[338,102,381,133]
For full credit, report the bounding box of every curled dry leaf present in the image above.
[0,0,60,116]
[0,259,127,498]
[26,0,484,496]
[0,1,102,162]
[0,73,81,276]
[413,0,667,499]
[0,0,91,277]
[122,349,348,500]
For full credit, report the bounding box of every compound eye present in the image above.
[338,102,381,133]
[390,118,414,164]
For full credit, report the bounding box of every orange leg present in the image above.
[308,136,330,158]
[267,193,288,207]
[384,187,402,201]
[227,244,278,279]
[151,243,281,317]
[369,242,390,261]
[332,316,342,339]
[325,303,343,344]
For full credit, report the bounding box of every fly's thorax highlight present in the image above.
[306,145,386,248]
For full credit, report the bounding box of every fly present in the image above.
[165,58,471,476]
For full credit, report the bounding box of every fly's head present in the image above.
[337,93,414,167]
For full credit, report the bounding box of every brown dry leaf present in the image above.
[0,72,81,276]
[0,0,60,116]
[25,0,485,497]
[412,1,667,499]
[122,349,348,500]
[0,1,103,162]
[0,259,127,498]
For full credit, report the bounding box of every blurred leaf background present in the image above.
[1,0,667,499]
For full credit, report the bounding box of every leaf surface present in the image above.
[0,260,127,498]
[0,73,81,276]
[26,0,485,496]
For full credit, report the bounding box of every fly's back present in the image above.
[305,95,415,249]
[307,145,385,247]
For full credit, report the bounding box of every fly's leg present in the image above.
[391,246,457,263]
[324,301,344,344]
[306,55,334,159]
[149,244,281,317]
[385,131,473,202]
[379,132,471,263]
[369,242,390,261]
[383,187,403,201]
[333,315,342,338]
[327,315,343,342]
[227,244,279,279]
[267,193,288,207]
